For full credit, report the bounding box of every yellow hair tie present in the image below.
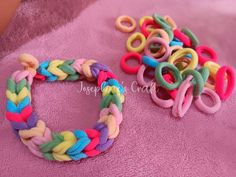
[126,32,146,53]
[204,61,221,79]
[168,48,198,73]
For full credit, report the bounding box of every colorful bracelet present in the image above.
[6,54,125,162]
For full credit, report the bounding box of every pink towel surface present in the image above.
[0,0,236,177]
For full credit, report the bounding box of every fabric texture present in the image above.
[0,0,236,177]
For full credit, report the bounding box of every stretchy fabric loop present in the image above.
[203,61,221,79]
[173,29,191,47]
[142,55,159,68]
[181,28,200,48]
[153,13,171,30]
[168,48,198,73]
[215,66,235,100]
[139,16,153,27]
[145,37,171,62]
[196,46,218,66]
[182,69,204,96]
[150,82,174,108]
[120,52,142,74]
[115,15,136,33]
[141,19,160,38]
[195,87,221,114]
[126,32,146,53]
[164,15,177,30]
[172,76,193,117]
[155,62,183,90]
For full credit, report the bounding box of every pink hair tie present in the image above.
[172,76,193,117]
[195,87,221,114]
[215,66,235,100]
[144,37,171,62]
[137,65,155,87]
[150,82,174,108]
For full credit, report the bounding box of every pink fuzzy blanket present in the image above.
[0,0,236,177]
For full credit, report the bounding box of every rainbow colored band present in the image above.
[6,54,125,162]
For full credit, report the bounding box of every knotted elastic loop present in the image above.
[18,53,39,76]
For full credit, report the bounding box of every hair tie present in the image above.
[195,87,221,114]
[6,55,125,162]
[115,15,136,33]
[181,28,200,48]
[182,69,204,96]
[168,48,198,73]
[144,37,171,62]
[126,32,146,53]
[141,19,160,38]
[163,15,177,30]
[215,66,235,100]
[196,46,218,65]
[150,82,174,108]
[172,76,193,117]
[117,13,235,117]
[155,62,183,90]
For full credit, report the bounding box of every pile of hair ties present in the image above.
[5,53,125,161]
[116,14,235,117]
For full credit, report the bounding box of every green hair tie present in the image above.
[155,62,183,90]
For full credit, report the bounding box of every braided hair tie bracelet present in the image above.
[6,54,125,162]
